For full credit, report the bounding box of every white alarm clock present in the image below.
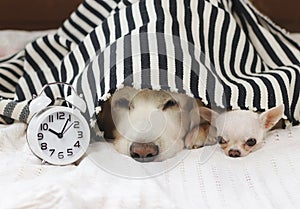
[26,83,90,165]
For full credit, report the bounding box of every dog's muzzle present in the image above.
[130,142,159,162]
[228,149,241,158]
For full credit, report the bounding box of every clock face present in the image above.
[27,107,90,165]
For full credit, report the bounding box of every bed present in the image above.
[0,30,299,209]
[1,0,300,208]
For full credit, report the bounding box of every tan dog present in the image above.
[97,87,214,162]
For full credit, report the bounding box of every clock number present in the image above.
[40,123,48,131]
[57,112,65,120]
[58,151,64,159]
[41,143,48,150]
[74,121,80,128]
[78,131,83,138]
[37,133,44,140]
[67,148,73,156]
[49,115,54,123]
[74,141,80,148]
[49,148,55,156]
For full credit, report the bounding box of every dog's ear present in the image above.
[96,98,115,141]
[259,105,284,130]
[199,107,219,125]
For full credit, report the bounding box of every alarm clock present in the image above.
[26,83,90,165]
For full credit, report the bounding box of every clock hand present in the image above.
[49,128,61,137]
[60,119,70,134]
[63,122,74,135]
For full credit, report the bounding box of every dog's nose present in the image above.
[228,149,241,158]
[130,142,159,162]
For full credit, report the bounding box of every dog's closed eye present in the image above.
[115,98,130,109]
[216,136,227,144]
[162,99,178,111]
[245,138,256,146]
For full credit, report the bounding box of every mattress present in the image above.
[0,30,300,209]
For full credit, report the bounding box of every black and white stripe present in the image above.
[0,0,299,126]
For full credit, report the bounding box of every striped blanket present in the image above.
[0,0,299,126]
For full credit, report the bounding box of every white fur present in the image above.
[215,110,266,157]
[200,105,284,157]
[110,87,200,161]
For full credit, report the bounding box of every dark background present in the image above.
[252,0,300,32]
[0,0,82,30]
[0,0,299,32]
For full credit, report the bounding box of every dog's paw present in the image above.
[185,123,217,149]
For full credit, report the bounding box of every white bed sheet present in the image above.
[0,30,300,209]
[0,30,55,58]
[0,122,300,209]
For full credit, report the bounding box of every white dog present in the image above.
[196,105,284,157]
[97,87,214,162]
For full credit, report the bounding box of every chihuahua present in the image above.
[187,105,285,157]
